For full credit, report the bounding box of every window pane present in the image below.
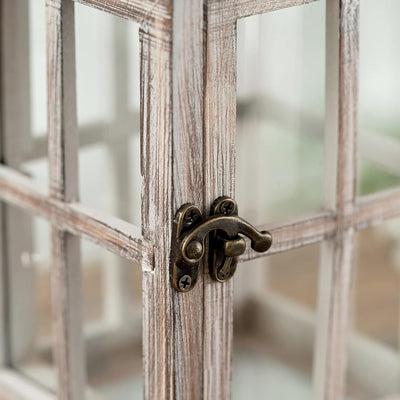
[357,0,400,196]
[236,1,325,224]
[7,205,56,393]
[1,0,48,192]
[76,5,141,226]
[233,244,320,399]
[82,238,142,399]
[346,219,400,399]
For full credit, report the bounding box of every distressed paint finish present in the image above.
[46,0,85,399]
[0,165,153,268]
[203,3,236,399]
[141,0,205,397]
[140,23,175,400]
[2,0,398,399]
[313,1,360,399]
[73,0,171,26]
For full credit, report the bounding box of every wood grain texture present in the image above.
[313,1,359,399]
[172,0,205,398]
[240,211,337,261]
[46,1,84,398]
[140,24,174,400]
[141,0,206,397]
[355,187,400,231]
[0,165,153,269]
[73,0,170,27]
[207,0,319,21]
[203,3,236,398]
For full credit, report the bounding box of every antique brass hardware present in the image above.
[171,196,273,292]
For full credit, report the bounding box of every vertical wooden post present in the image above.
[46,1,85,399]
[203,3,237,399]
[313,1,359,399]
[141,0,205,398]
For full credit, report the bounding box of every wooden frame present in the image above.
[0,0,399,399]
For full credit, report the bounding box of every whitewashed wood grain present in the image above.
[313,1,359,400]
[141,0,206,396]
[73,0,170,26]
[140,23,175,400]
[206,0,319,21]
[203,2,237,398]
[0,165,153,269]
[46,1,85,398]
[240,211,337,261]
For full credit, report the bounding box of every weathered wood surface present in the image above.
[141,0,206,397]
[240,211,336,261]
[203,2,236,398]
[235,0,320,19]
[73,0,170,26]
[47,1,84,398]
[0,165,153,268]
[313,1,359,400]
[140,23,175,400]
[355,187,400,231]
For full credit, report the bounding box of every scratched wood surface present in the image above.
[46,0,85,399]
[313,1,360,399]
[1,0,400,399]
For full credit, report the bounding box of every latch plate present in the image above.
[171,197,273,292]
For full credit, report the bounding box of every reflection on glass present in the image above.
[8,206,56,392]
[233,244,320,400]
[347,220,400,399]
[357,0,400,195]
[82,239,142,399]
[75,4,141,225]
[236,1,325,224]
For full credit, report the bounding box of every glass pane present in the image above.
[82,238,142,399]
[0,1,48,192]
[233,244,320,399]
[357,0,400,196]
[7,205,56,393]
[236,1,325,224]
[76,5,141,226]
[346,219,400,399]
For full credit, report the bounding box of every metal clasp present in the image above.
[171,196,273,292]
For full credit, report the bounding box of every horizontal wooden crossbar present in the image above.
[0,165,154,270]
[2,160,399,267]
[236,0,320,19]
[73,0,171,26]
[240,186,400,262]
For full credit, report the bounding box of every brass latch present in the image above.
[171,196,273,292]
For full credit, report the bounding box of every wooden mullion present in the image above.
[240,211,337,261]
[235,0,320,19]
[141,0,205,397]
[140,26,174,400]
[0,166,153,268]
[203,5,236,398]
[313,1,360,399]
[72,0,170,27]
[46,1,85,399]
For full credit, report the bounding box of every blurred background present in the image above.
[5,0,400,399]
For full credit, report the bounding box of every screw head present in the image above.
[184,208,199,224]
[186,240,203,260]
[178,275,192,291]
[220,200,235,215]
